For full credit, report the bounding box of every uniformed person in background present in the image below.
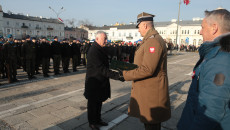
[120,12,171,130]
[71,38,80,72]
[3,34,18,83]
[22,35,37,80]
[80,42,87,66]
[40,37,51,77]
[21,38,27,72]
[76,40,82,66]
[51,36,62,75]
[35,37,41,74]
[61,38,71,73]
[0,35,7,79]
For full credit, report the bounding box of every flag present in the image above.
[184,0,190,5]
[58,17,63,22]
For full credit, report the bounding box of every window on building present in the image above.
[37,31,40,36]
[16,22,19,26]
[119,33,121,37]
[188,30,190,34]
[135,33,137,37]
[181,39,184,44]
[17,30,20,35]
[124,33,126,37]
[164,30,166,34]
[7,21,9,26]
[194,30,196,34]
[193,39,197,45]
[60,32,62,37]
[185,30,187,34]
[182,30,184,34]
[198,39,203,45]
[198,30,200,34]
[7,29,10,34]
[129,33,132,37]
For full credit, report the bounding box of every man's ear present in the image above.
[212,23,218,35]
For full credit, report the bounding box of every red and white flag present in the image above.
[184,0,190,5]
[58,17,63,22]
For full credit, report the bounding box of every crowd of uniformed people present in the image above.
[0,34,140,84]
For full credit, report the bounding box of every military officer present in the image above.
[61,38,71,73]
[51,36,62,75]
[40,37,51,77]
[120,12,171,130]
[71,38,80,72]
[0,35,7,79]
[3,34,18,83]
[21,35,37,80]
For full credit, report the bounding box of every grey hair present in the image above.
[205,9,230,33]
[96,31,107,39]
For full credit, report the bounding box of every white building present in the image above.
[82,18,203,47]
[0,5,64,39]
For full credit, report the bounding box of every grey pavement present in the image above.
[0,50,199,130]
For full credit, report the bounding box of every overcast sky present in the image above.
[1,0,229,26]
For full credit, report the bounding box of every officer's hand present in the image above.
[117,69,125,82]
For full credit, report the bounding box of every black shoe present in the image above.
[55,72,60,75]
[36,72,41,74]
[97,121,108,126]
[44,74,49,77]
[13,79,19,82]
[28,76,32,80]
[89,124,100,130]
[31,76,37,79]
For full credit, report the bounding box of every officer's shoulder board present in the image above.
[149,35,155,39]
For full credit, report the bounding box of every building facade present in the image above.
[64,26,88,41]
[0,5,64,39]
[81,18,203,47]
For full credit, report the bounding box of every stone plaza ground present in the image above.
[0,51,199,130]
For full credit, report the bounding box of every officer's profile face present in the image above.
[200,18,215,42]
[138,22,145,37]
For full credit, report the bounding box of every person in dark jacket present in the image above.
[51,36,62,75]
[35,38,41,74]
[71,38,80,72]
[3,34,18,83]
[80,42,87,66]
[61,39,71,73]
[117,42,122,61]
[84,31,123,130]
[21,35,37,80]
[177,9,230,130]
[40,37,51,77]
[0,35,7,79]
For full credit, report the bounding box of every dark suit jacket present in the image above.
[84,42,111,102]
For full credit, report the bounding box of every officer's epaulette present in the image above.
[149,34,156,39]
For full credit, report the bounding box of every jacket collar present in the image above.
[199,38,220,60]
[142,28,158,44]
[94,42,107,55]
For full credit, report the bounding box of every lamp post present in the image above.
[48,6,65,19]
[176,0,181,52]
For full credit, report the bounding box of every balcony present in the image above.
[47,27,53,30]
[126,36,133,40]
[21,25,29,28]
[36,27,41,30]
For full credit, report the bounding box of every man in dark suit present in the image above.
[84,31,123,130]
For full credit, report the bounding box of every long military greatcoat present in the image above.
[123,28,171,124]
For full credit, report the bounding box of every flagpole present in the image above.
[176,0,181,52]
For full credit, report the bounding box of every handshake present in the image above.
[109,69,125,82]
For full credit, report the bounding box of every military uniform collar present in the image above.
[142,28,158,44]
